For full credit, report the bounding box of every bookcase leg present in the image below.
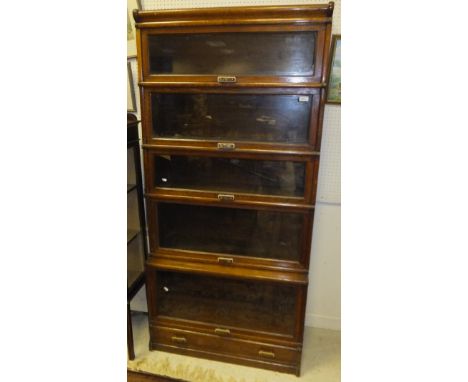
[127,302,135,360]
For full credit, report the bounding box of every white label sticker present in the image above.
[299,96,310,102]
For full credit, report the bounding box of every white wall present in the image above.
[307,102,341,330]
[131,0,341,331]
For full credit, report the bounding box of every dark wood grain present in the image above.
[141,86,321,154]
[134,4,334,376]
[128,370,186,382]
[133,3,334,25]
[150,325,301,375]
[127,303,135,360]
[143,148,319,205]
[146,257,309,285]
[137,20,328,85]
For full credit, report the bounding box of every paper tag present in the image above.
[299,96,310,102]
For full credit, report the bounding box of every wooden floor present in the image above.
[128,370,186,382]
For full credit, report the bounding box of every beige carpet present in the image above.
[128,313,340,382]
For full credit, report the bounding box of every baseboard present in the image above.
[305,313,341,330]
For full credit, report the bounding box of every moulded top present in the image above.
[133,2,334,27]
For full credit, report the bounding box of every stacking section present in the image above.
[134,3,334,376]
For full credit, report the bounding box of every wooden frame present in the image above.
[144,263,307,375]
[127,61,137,112]
[145,264,307,336]
[135,3,334,376]
[145,197,314,273]
[140,86,322,153]
[326,34,341,104]
[138,24,327,85]
[143,148,319,206]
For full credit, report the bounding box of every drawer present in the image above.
[146,269,305,339]
[150,325,302,366]
[147,200,313,270]
[144,150,318,204]
[141,88,321,150]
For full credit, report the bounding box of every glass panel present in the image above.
[128,234,145,287]
[152,93,311,143]
[154,155,305,197]
[148,32,316,76]
[156,271,296,335]
[158,203,303,261]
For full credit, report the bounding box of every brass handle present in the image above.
[214,328,231,336]
[258,350,275,359]
[217,142,236,150]
[217,257,234,265]
[171,336,187,344]
[217,75,237,83]
[218,194,235,202]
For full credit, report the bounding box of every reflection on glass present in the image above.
[148,32,316,76]
[156,271,297,335]
[152,93,311,143]
[158,203,303,261]
[154,155,305,197]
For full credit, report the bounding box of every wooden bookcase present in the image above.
[134,3,334,375]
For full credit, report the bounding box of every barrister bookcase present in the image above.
[133,2,334,376]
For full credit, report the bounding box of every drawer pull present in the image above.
[218,194,235,202]
[217,257,234,265]
[171,336,187,344]
[217,75,237,83]
[214,328,231,336]
[217,142,236,150]
[259,350,276,359]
